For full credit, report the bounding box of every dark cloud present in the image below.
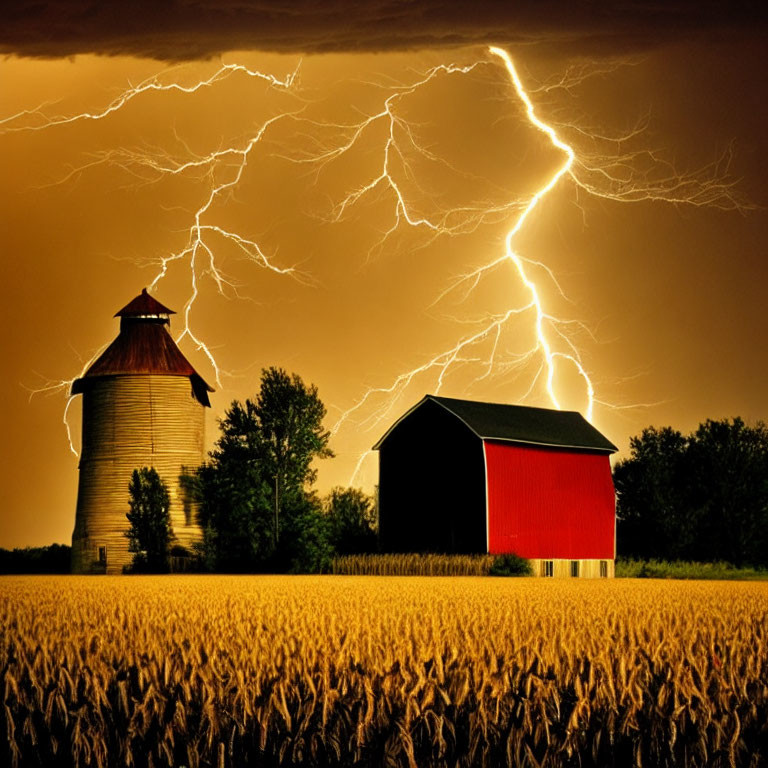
[1,0,766,60]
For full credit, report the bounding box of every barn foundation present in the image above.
[528,558,615,579]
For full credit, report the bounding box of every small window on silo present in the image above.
[570,560,579,577]
[542,560,554,577]
[600,560,608,578]
[98,546,107,565]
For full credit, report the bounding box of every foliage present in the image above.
[323,487,378,555]
[3,577,768,767]
[278,495,335,574]
[255,367,334,495]
[616,558,768,580]
[613,426,689,560]
[332,553,498,576]
[188,367,333,572]
[125,467,173,573]
[0,544,71,574]
[614,418,768,567]
[184,453,273,572]
[488,553,533,576]
[686,418,768,565]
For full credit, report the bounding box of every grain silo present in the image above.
[70,289,213,574]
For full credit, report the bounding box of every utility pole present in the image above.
[274,473,279,550]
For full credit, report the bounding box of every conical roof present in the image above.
[115,287,175,317]
[71,289,213,406]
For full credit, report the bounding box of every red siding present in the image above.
[484,441,615,558]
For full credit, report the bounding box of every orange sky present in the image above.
[1,27,766,548]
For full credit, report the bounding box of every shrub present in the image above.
[324,487,377,555]
[488,553,533,576]
[615,557,768,580]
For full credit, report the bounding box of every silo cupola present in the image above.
[115,286,175,326]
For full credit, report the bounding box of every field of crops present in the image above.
[2,576,767,767]
[331,553,498,575]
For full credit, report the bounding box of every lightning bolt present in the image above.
[140,107,314,387]
[1,63,298,133]
[316,47,744,484]
[6,48,746,474]
[24,343,110,456]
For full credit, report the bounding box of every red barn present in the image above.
[373,395,618,577]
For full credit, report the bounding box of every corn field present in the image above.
[1,576,767,767]
[331,553,498,576]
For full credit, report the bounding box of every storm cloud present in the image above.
[2,0,766,60]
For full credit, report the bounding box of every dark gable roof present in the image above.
[374,394,617,453]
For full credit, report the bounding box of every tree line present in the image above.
[614,418,768,568]
[0,544,71,574]
[126,367,376,573]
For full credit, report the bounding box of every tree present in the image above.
[189,400,275,571]
[279,493,335,574]
[686,418,768,566]
[126,467,173,572]
[255,367,334,549]
[613,426,690,560]
[614,418,768,567]
[324,487,378,554]
[190,367,334,571]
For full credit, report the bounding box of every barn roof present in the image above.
[374,395,617,453]
[71,290,213,406]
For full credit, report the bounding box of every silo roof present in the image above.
[83,322,209,381]
[115,287,176,317]
[71,290,213,406]
[374,394,617,453]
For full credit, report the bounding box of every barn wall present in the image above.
[484,441,615,559]
[378,400,486,553]
[72,375,205,574]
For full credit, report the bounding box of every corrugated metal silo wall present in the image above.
[71,375,205,574]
